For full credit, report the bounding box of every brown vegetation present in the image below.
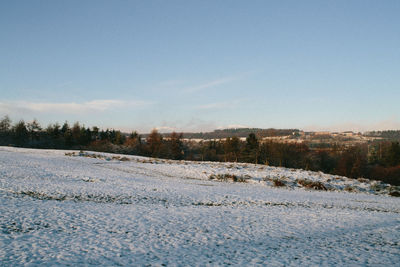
[272,178,286,187]
[209,174,248,183]
[296,179,327,191]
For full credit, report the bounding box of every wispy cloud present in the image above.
[156,79,185,87]
[181,70,255,94]
[0,99,153,115]
[183,77,235,93]
[195,100,240,110]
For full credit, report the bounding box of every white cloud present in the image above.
[0,99,153,115]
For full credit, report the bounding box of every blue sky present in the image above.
[1,0,399,133]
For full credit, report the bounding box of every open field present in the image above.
[1,147,399,266]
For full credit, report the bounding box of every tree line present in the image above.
[1,116,399,185]
[180,128,298,139]
[365,130,400,140]
[0,116,185,160]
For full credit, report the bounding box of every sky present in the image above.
[1,0,399,133]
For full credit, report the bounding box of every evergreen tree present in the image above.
[0,115,12,145]
[0,115,11,132]
[13,120,28,146]
[71,122,81,146]
[246,133,259,163]
[385,142,400,167]
[27,119,42,144]
[92,126,100,140]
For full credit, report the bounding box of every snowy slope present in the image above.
[1,146,399,266]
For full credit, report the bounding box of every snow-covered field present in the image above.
[1,147,399,266]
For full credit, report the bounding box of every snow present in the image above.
[1,146,399,266]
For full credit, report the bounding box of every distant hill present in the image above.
[166,128,299,139]
[365,130,400,141]
[140,128,299,139]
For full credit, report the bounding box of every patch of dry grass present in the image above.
[389,191,400,197]
[344,185,355,192]
[209,174,248,183]
[296,179,327,191]
[272,178,286,187]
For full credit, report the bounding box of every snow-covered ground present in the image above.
[1,146,399,266]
